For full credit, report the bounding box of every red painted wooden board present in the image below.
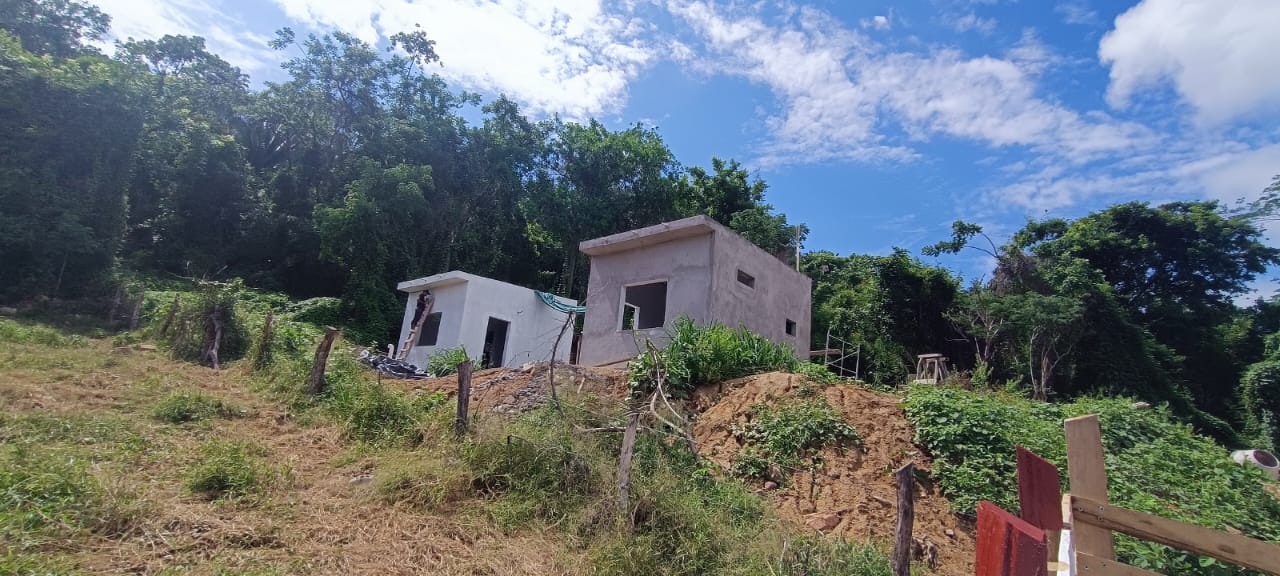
[1016,446,1063,531]
[976,501,1047,576]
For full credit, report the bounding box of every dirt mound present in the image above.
[692,372,976,576]
[400,362,629,415]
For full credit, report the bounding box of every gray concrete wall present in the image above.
[578,233,714,366]
[708,227,812,358]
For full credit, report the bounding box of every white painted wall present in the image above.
[396,272,576,369]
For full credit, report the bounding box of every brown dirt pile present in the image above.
[692,372,976,576]
[400,361,629,414]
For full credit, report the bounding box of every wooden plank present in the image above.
[1017,445,1063,574]
[1071,496,1280,575]
[1065,414,1114,559]
[977,501,1047,576]
[454,360,472,437]
[1075,552,1162,576]
[892,462,914,576]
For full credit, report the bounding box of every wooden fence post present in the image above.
[307,326,340,396]
[1065,415,1114,560]
[455,360,473,437]
[253,312,275,370]
[976,501,1047,576]
[617,407,641,525]
[893,462,915,576]
[1016,446,1063,575]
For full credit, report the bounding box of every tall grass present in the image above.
[0,318,84,347]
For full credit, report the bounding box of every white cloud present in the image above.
[953,13,997,34]
[669,1,1151,167]
[1099,0,1280,124]
[266,0,655,118]
[1055,1,1097,25]
[860,15,891,31]
[91,0,275,71]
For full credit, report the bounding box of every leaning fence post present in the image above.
[617,406,641,526]
[893,462,915,576]
[454,360,473,437]
[307,326,340,396]
[1065,415,1114,560]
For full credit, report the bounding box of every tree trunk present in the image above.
[307,327,340,395]
[204,308,224,370]
[254,312,275,370]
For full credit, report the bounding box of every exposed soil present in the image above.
[692,372,977,576]
[399,361,630,415]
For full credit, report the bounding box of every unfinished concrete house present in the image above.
[395,271,577,370]
[577,215,811,366]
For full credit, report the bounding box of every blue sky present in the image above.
[93,0,1280,293]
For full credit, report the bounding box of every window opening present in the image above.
[622,281,667,330]
[737,270,756,288]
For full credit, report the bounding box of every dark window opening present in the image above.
[416,312,442,346]
[483,317,510,369]
[622,281,667,330]
[785,319,797,336]
[737,270,756,288]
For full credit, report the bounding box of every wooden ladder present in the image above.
[395,294,434,362]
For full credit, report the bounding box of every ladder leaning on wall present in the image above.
[395,291,435,362]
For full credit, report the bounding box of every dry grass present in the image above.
[0,335,590,575]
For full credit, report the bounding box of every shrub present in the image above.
[730,398,860,482]
[0,319,84,348]
[904,386,1280,576]
[1240,359,1280,451]
[791,361,840,384]
[153,281,250,366]
[630,317,798,397]
[284,297,343,328]
[151,390,244,424]
[324,371,448,446]
[425,346,470,377]
[186,439,275,501]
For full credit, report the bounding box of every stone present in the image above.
[349,474,374,485]
[827,471,842,480]
[804,512,840,531]
[944,529,956,538]
[797,501,816,514]
[136,343,157,351]
[763,481,779,490]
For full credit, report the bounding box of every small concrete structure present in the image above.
[395,271,577,370]
[577,215,811,366]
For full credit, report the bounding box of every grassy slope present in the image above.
[0,318,894,576]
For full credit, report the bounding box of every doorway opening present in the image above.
[483,317,510,369]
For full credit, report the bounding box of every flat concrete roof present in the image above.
[396,270,577,305]
[579,215,716,256]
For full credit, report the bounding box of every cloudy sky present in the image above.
[92,0,1280,288]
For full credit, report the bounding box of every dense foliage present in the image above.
[730,396,861,482]
[0,0,802,343]
[905,386,1280,576]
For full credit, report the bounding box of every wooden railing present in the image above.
[975,414,1280,575]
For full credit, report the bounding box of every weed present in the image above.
[771,537,894,576]
[0,319,84,348]
[151,390,245,424]
[425,346,470,377]
[730,398,861,482]
[905,386,1280,576]
[186,439,276,502]
[791,361,840,384]
[373,451,472,510]
[324,372,448,446]
[629,317,797,397]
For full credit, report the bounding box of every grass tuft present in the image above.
[151,390,245,424]
[186,439,278,502]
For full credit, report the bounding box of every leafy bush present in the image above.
[152,281,250,365]
[905,386,1280,575]
[324,369,448,446]
[731,398,860,482]
[151,390,245,424]
[0,319,84,347]
[186,439,276,501]
[791,361,839,384]
[425,346,470,377]
[630,317,798,397]
[1240,359,1280,450]
[284,297,343,328]
[859,337,908,388]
